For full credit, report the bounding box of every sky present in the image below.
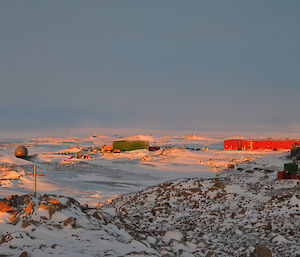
[0,1,299,136]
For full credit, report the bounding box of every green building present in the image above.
[113,141,149,151]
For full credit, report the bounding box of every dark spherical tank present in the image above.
[15,146,28,158]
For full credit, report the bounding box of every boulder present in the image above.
[64,217,76,228]
[92,211,107,224]
[19,251,29,257]
[24,201,35,215]
[206,251,218,257]
[48,197,61,205]
[1,234,12,244]
[48,206,56,219]
[0,200,14,212]
[39,203,49,210]
[21,220,32,228]
[250,244,272,257]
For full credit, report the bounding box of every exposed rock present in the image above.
[24,201,35,215]
[6,195,13,201]
[38,203,49,210]
[39,195,67,212]
[1,234,12,245]
[5,195,32,209]
[0,201,14,212]
[51,224,63,229]
[64,217,76,228]
[48,197,61,205]
[265,221,272,230]
[206,251,218,257]
[21,220,32,228]
[9,214,19,225]
[250,244,272,257]
[48,206,56,219]
[92,211,107,224]
[66,197,79,207]
[19,251,29,257]
[13,195,31,206]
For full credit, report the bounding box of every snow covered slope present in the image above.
[102,173,299,257]
[0,172,299,256]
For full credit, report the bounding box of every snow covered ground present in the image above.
[0,134,285,205]
[0,132,299,256]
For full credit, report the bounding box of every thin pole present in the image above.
[34,164,36,197]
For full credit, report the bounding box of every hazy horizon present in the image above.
[1,126,300,139]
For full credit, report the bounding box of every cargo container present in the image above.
[284,163,298,173]
[278,162,300,180]
[277,172,300,180]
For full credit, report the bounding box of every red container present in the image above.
[288,173,300,180]
[277,172,284,179]
[277,171,300,180]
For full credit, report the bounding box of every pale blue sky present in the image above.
[0,1,299,133]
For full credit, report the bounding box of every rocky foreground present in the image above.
[0,172,299,257]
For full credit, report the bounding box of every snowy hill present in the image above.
[0,194,159,257]
[1,172,298,256]
[102,173,299,257]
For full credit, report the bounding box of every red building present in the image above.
[224,139,300,150]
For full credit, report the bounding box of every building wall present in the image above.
[224,139,300,150]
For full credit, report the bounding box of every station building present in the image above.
[224,139,300,150]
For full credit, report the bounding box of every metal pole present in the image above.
[34,164,36,197]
